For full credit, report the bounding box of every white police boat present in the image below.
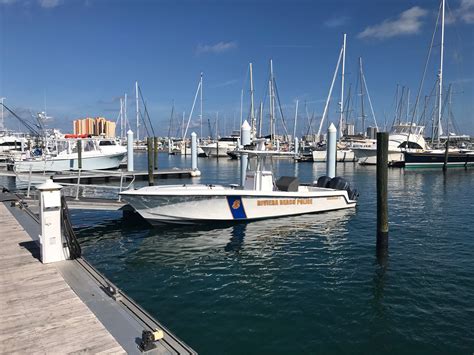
[121,143,358,225]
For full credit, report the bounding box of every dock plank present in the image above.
[0,203,126,354]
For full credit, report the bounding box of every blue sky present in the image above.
[0,0,473,137]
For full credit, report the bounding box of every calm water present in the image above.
[68,154,473,354]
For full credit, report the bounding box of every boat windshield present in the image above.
[247,154,273,172]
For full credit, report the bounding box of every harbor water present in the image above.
[59,154,473,353]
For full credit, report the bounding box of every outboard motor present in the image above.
[328,176,359,201]
[315,175,332,188]
[328,177,350,191]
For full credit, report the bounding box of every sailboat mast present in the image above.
[249,63,255,140]
[359,57,366,136]
[270,59,275,144]
[120,97,124,139]
[124,93,128,138]
[200,72,203,140]
[339,33,346,140]
[0,97,5,130]
[258,101,263,137]
[293,99,299,145]
[135,81,139,141]
[437,0,445,146]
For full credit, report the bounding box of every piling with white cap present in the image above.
[294,137,299,158]
[191,132,198,171]
[240,120,251,186]
[326,123,337,178]
[127,130,134,172]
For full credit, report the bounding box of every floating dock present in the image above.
[0,168,199,184]
[0,192,196,354]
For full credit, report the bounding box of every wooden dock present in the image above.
[0,195,197,354]
[0,203,125,354]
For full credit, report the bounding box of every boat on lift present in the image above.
[120,140,358,225]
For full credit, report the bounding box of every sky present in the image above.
[0,0,473,138]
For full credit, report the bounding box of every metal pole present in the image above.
[240,120,251,186]
[127,130,134,172]
[376,132,389,250]
[135,81,140,141]
[154,136,159,170]
[191,132,198,171]
[326,123,337,178]
[147,137,154,186]
[437,0,445,147]
[249,63,255,140]
[293,99,299,147]
[200,73,203,140]
[339,33,346,140]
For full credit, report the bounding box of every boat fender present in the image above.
[315,175,332,188]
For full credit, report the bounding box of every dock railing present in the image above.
[13,168,136,203]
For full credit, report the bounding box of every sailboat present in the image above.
[404,0,473,168]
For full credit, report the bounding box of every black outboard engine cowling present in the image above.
[315,175,332,188]
[328,176,358,201]
[328,177,350,191]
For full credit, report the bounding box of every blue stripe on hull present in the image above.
[226,196,247,219]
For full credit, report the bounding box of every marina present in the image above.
[1,0,473,353]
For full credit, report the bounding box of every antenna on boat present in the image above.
[135,81,140,141]
[339,33,346,141]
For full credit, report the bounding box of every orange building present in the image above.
[73,117,116,138]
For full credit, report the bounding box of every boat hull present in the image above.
[404,151,474,168]
[312,149,356,162]
[122,191,356,225]
[353,148,404,165]
[12,152,126,172]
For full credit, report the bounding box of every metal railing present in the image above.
[11,168,136,202]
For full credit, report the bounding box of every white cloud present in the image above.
[39,0,60,7]
[195,41,237,55]
[210,79,239,89]
[358,6,428,40]
[324,15,350,28]
[0,0,62,7]
[448,0,474,24]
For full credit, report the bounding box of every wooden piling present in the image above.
[147,137,154,186]
[154,136,159,170]
[376,132,389,249]
[443,136,449,171]
[77,139,83,170]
